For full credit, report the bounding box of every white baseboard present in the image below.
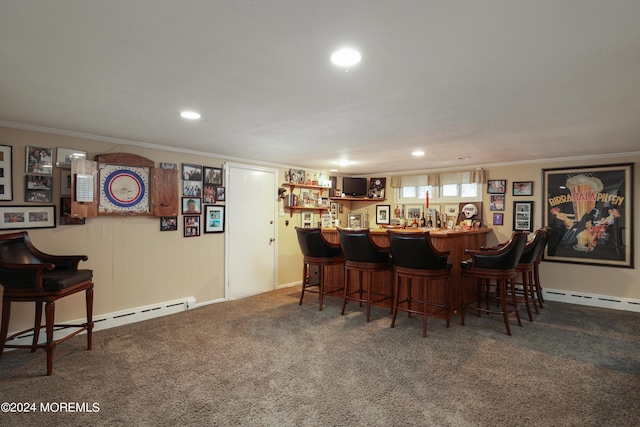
[277,281,301,290]
[543,289,640,313]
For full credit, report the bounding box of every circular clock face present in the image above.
[99,165,150,212]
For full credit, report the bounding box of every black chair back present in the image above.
[338,229,389,264]
[471,232,528,270]
[295,227,342,259]
[519,228,549,264]
[388,231,449,270]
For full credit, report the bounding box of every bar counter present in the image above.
[321,227,493,314]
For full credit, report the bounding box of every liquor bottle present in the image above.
[419,213,426,228]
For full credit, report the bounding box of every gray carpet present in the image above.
[1,287,639,426]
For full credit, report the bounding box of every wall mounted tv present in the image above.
[342,177,368,197]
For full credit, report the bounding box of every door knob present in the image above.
[269,237,275,243]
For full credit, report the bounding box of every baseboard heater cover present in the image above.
[543,289,640,313]
[4,296,196,349]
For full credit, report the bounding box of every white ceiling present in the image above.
[1,0,639,175]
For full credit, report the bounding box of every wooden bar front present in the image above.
[321,227,492,314]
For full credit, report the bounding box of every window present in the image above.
[396,183,480,204]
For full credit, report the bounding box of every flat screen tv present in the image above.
[342,177,368,197]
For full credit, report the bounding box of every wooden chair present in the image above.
[512,228,550,320]
[460,232,528,336]
[533,226,551,308]
[0,231,94,375]
[295,227,344,310]
[338,228,393,322]
[388,231,452,337]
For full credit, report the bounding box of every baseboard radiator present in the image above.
[4,296,196,349]
[543,289,640,313]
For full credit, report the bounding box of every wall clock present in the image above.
[98,164,150,213]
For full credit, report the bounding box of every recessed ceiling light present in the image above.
[457,156,471,160]
[180,111,201,120]
[329,169,338,172]
[336,159,352,167]
[412,150,425,157]
[331,48,361,67]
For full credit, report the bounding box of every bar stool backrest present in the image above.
[471,232,528,270]
[388,231,450,270]
[519,228,549,264]
[295,227,342,259]
[338,228,389,264]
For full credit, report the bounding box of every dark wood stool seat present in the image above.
[338,228,393,322]
[388,231,452,337]
[461,232,528,336]
[295,227,345,311]
[0,231,94,375]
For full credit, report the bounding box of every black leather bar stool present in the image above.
[513,228,549,320]
[338,228,393,322]
[295,227,345,311]
[533,226,550,308]
[388,231,452,337]
[460,231,528,336]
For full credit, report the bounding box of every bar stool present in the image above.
[513,228,549,320]
[295,227,345,311]
[338,228,393,322]
[533,226,550,308]
[388,231,452,337]
[460,231,528,336]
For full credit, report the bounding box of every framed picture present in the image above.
[204,205,225,233]
[160,216,178,231]
[321,212,333,228]
[160,162,177,170]
[543,163,633,268]
[182,197,202,214]
[56,147,87,168]
[513,201,533,232]
[376,205,391,224]
[489,194,505,211]
[443,204,459,221]
[182,163,202,181]
[0,205,56,230]
[300,211,314,228]
[347,213,363,228]
[405,204,423,220]
[493,212,504,226]
[183,215,201,237]
[368,178,386,199]
[183,180,203,197]
[203,166,223,185]
[0,145,13,201]
[203,184,216,203]
[513,181,533,196]
[26,146,53,175]
[487,180,506,194]
[215,187,226,202]
[60,169,72,196]
[25,175,53,203]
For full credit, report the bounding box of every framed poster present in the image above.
[204,205,225,233]
[0,145,13,201]
[0,205,56,230]
[513,201,533,232]
[543,163,633,268]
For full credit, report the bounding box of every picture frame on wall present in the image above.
[182,163,202,181]
[300,211,314,228]
[405,204,423,220]
[493,212,504,226]
[0,145,13,201]
[513,201,533,232]
[543,163,633,268]
[25,175,53,203]
[203,166,223,185]
[56,147,87,168]
[183,215,200,237]
[487,180,506,194]
[26,146,53,175]
[368,178,386,199]
[182,197,202,214]
[204,205,225,233]
[0,205,56,230]
[160,216,178,231]
[215,187,225,202]
[489,195,505,211]
[60,169,72,196]
[376,205,391,224]
[513,181,533,196]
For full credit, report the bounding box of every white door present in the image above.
[225,162,277,300]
